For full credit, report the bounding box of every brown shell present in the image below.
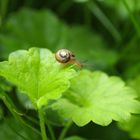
[55,49,82,68]
[55,49,73,63]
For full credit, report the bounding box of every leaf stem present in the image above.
[58,121,73,140]
[46,120,56,140]
[38,108,48,140]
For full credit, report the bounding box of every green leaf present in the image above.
[0,117,40,140]
[51,70,140,126]
[118,76,140,139]
[0,47,76,108]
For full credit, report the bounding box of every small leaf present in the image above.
[0,47,76,108]
[51,70,140,126]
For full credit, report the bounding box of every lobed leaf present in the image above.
[51,70,140,126]
[0,47,76,108]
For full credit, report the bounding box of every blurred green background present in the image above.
[0,0,140,140]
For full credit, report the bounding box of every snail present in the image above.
[55,49,82,68]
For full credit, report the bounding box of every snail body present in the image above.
[55,49,82,68]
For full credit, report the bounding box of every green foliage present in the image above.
[119,37,140,78]
[59,26,118,70]
[128,75,140,98]
[119,115,140,139]
[0,0,140,140]
[0,9,63,57]
[104,0,140,18]
[0,0,9,25]
[0,47,139,139]
[0,8,118,70]
[0,87,41,136]
[0,77,12,91]
[45,107,68,126]
[118,76,140,139]
[51,70,140,126]
[0,48,76,108]
[0,117,40,140]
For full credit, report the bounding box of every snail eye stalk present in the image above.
[55,49,82,68]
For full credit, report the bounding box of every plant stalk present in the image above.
[38,108,48,140]
[46,120,56,140]
[58,121,73,140]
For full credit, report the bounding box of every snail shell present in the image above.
[55,49,75,63]
[55,49,82,68]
